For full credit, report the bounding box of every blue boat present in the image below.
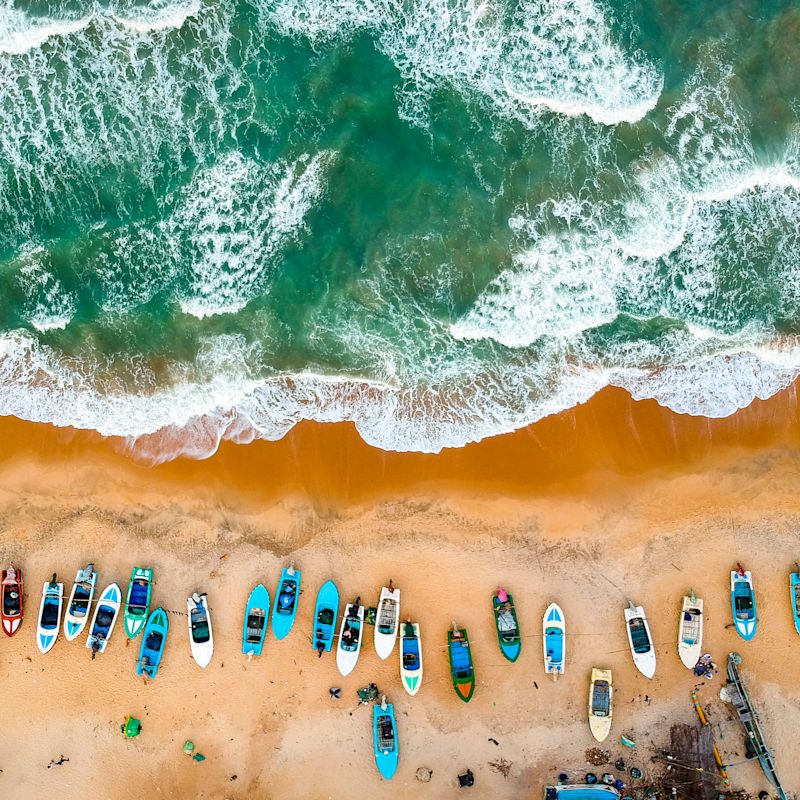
[543,602,566,678]
[242,583,270,657]
[272,565,301,641]
[791,569,800,637]
[373,696,399,780]
[544,787,620,800]
[37,575,64,655]
[312,579,339,654]
[731,565,757,641]
[136,607,169,678]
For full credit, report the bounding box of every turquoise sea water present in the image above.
[0,0,799,459]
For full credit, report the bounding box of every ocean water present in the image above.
[1,0,799,460]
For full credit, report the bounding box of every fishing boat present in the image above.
[624,602,656,678]
[86,583,121,655]
[588,667,613,742]
[791,566,800,636]
[312,579,339,654]
[730,564,757,640]
[37,575,63,654]
[448,622,475,702]
[542,601,565,678]
[187,592,214,668]
[123,567,153,639]
[492,587,521,662]
[399,619,423,696]
[677,591,704,669]
[546,786,620,800]
[373,695,399,780]
[242,583,270,657]
[336,599,365,676]
[1,565,23,636]
[272,564,301,640]
[374,582,400,660]
[136,607,169,678]
[64,563,97,641]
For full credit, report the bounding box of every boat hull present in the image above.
[542,602,565,676]
[677,595,704,669]
[400,621,423,696]
[492,592,521,662]
[242,584,270,657]
[188,593,214,668]
[86,583,121,654]
[313,580,339,653]
[272,567,301,641]
[1,567,24,637]
[374,586,401,660]
[336,602,365,676]
[124,567,154,640]
[448,628,475,703]
[373,702,399,780]
[730,571,757,641]
[64,566,97,641]
[37,580,64,654]
[624,604,656,678]
[136,607,169,679]
[588,667,613,743]
[790,573,800,637]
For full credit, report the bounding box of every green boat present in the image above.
[448,623,475,703]
[492,587,521,662]
[123,567,153,639]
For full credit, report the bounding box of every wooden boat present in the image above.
[624,602,656,678]
[399,619,423,696]
[64,563,97,641]
[312,579,339,654]
[374,583,400,660]
[242,583,270,657]
[448,622,475,702]
[492,587,521,662]
[677,591,703,669]
[136,607,169,679]
[187,592,214,668]
[1,565,23,636]
[588,667,613,742]
[37,575,63,654]
[731,564,757,640]
[791,566,800,637]
[272,564,301,641]
[542,602,565,678]
[123,567,153,639]
[86,583,121,655]
[373,695,399,780]
[336,599,365,676]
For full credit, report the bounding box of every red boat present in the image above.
[1,565,23,636]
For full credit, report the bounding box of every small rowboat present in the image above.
[312,580,339,655]
[272,564,301,641]
[187,592,214,668]
[492,587,521,662]
[136,607,169,679]
[791,566,800,637]
[730,564,757,641]
[399,619,423,696]
[448,622,475,702]
[677,591,703,669]
[624,602,656,678]
[588,667,613,742]
[64,563,97,641]
[336,599,365,676]
[374,583,400,660]
[37,575,63,654]
[373,695,399,780]
[123,567,153,639]
[1,565,24,636]
[546,785,620,799]
[543,602,565,678]
[86,583,121,655]
[242,584,270,657]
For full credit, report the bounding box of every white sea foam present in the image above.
[0,5,90,54]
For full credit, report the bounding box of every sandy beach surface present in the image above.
[1,387,800,799]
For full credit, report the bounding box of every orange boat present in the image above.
[1,565,23,636]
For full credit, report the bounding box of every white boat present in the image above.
[64,563,97,641]
[624,602,656,678]
[37,575,64,654]
[399,619,423,696]
[677,592,703,669]
[86,583,121,654]
[188,592,214,668]
[542,602,566,678]
[588,667,613,742]
[374,583,400,660]
[336,600,365,676]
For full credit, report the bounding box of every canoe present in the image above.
[588,667,613,742]
[242,583,270,657]
[312,579,339,654]
[272,565,301,641]
[373,695,399,781]
[448,623,475,702]
[677,592,704,669]
[492,587,521,662]
[336,600,365,676]
[374,583,400,660]
[791,569,800,637]
[399,619,423,696]
[730,565,757,641]
[187,592,214,669]
[86,583,121,655]
[543,602,565,678]
[136,607,169,678]
[624,602,656,678]
[545,785,620,799]
[37,575,64,654]
[1,565,24,637]
[123,567,153,639]
[64,563,97,641]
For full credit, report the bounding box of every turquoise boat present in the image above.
[123,567,153,639]
[272,565,301,641]
[492,587,521,662]
[731,565,757,641]
[312,579,339,654]
[136,607,169,678]
[791,568,800,636]
[373,696,399,781]
[242,583,270,657]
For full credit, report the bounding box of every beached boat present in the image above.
[136,607,169,678]
[312,579,339,654]
[374,583,400,660]
[677,591,704,669]
[242,584,270,657]
[791,567,800,636]
[1,565,23,637]
[448,622,475,702]
[272,564,301,640]
[731,564,757,640]
[400,619,423,696]
[64,563,97,641]
[545,786,620,800]
[624,602,656,678]
[187,592,214,668]
[123,567,153,639]
[588,667,613,742]
[86,583,121,655]
[543,602,565,678]
[492,587,521,662]
[336,600,365,676]
[373,695,399,780]
[37,575,63,654]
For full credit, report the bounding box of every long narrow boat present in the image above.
[731,564,757,640]
[37,575,64,654]
[789,566,800,636]
[492,587,521,662]
[399,619,423,696]
[272,564,301,641]
[136,607,169,679]
[242,584,270,657]
[588,667,613,742]
[187,592,214,668]
[312,579,339,655]
[677,591,704,669]
[543,602,565,678]
[336,599,365,676]
[86,583,122,655]
[374,583,400,660]
[64,563,97,641]
[448,622,475,702]
[123,567,153,639]
[624,602,656,678]
[1,565,24,636]
[546,786,620,800]
[373,695,399,780]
